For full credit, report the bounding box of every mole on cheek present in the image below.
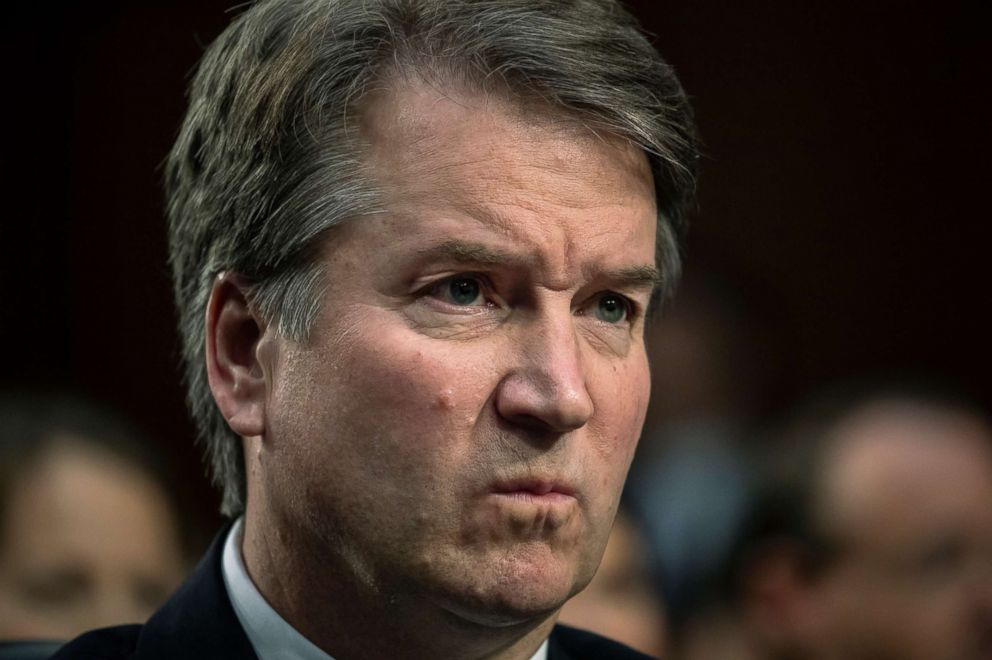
[435,388,455,410]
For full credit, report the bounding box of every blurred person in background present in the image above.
[0,394,186,641]
[559,265,762,659]
[678,385,992,660]
[625,262,771,629]
[558,506,668,657]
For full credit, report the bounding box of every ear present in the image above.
[205,272,267,438]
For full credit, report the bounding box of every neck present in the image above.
[240,503,556,660]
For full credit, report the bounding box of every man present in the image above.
[702,389,992,660]
[55,0,697,658]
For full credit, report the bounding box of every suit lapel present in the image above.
[133,521,258,660]
[126,527,641,660]
[547,626,577,660]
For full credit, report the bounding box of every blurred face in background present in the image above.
[808,403,992,660]
[0,438,185,640]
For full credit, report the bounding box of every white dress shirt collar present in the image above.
[222,517,333,660]
[221,518,549,660]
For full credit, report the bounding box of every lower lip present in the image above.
[492,491,575,504]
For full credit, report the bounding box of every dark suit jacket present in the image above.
[52,525,655,659]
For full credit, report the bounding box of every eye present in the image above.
[431,275,487,307]
[591,292,631,324]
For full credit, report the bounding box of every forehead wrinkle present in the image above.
[463,137,653,208]
[454,197,577,285]
[456,196,656,292]
[404,200,584,292]
[361,83,658,292]
[414,240,531,269]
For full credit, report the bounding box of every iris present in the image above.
[595,294,627,323]
[448,277,482,305]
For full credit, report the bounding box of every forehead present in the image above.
[353,81,657,273]
[360,81,652,181]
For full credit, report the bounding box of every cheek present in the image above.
[588,353,650,463]
[277,318,499,493]
[343,328,496,435]
[577,354,649,528]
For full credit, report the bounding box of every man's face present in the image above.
[811,405,992,660]
[255,84,658,623]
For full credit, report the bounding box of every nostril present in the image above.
[495,371,593,434]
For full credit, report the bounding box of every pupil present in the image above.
[599,295,625,322]
[450,278,479,305]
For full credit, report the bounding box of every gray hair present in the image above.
[166,0,699,516]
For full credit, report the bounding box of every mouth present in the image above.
[490,478,577,503]
[481,476,581,534]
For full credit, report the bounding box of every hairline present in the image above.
[168,0,697,516]
[258,69,681,329]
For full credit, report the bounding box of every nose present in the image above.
[495,311,595,434]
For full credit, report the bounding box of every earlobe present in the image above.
[205,272,267,438]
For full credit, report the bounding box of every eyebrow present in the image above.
[415,240,526,267]
[605,265,664,291]
[415,240,662,290]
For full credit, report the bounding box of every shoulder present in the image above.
[49,625,142,659]
[549,624,658,660]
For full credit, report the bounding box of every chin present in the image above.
[429,545,595,628]
[438,589,565,629]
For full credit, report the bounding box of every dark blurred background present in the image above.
[1,1,988,537]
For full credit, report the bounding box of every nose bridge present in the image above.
[496,302,594,433]
[532,306,586,394]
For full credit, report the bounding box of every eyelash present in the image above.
[423,274,496,310]
[421,274,640,324]
[586,291,638,325]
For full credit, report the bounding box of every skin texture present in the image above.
[207,83,659,660]
[0,439,184,640]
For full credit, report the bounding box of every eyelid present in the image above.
[416,274,643,324]
[575,290,639,326]
[421,272,496,308]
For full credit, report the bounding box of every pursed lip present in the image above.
[489,477,578,501]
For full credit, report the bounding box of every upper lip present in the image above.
[490,477,577,497]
